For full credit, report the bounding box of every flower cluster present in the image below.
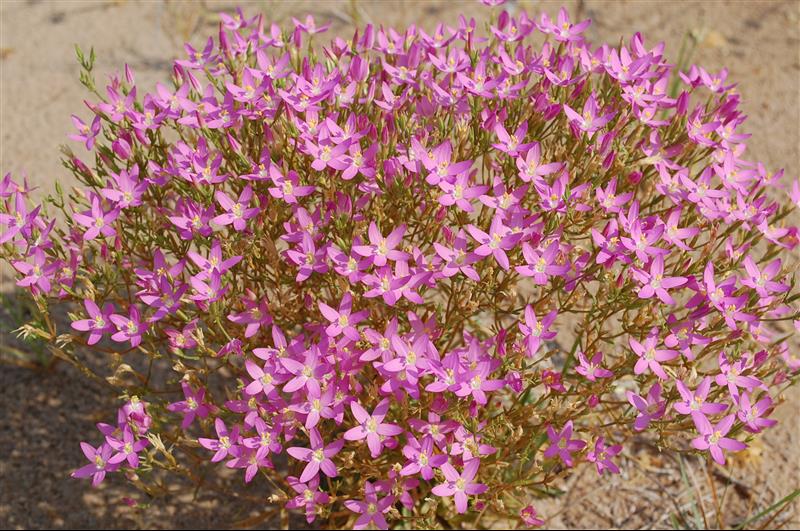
[2,4,799,529]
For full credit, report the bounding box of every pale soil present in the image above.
[0,0,798,529]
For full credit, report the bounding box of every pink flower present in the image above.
[432,458,488,514]
[516,142,562,184]
[741,256,788,298]
[575,351,614,382]
[543,420,586,467]
[633,255,687,304]
[344,399,403,457]
[13,247,59,294]
[563,92,614,135]
[212,185,259,231]
[434,231,481,281]
[467,216,520,270]
[73,195,119,240]
[516,240,569,285]
[736,392,777,433]
[107,426,149,468]
[344,481,393,530]
[109,306,145,347]
[493,119,532,156]
[281,347,329,395]
[287,428,343,483]
[167,382,212,429]
[626,383,666,431]
[401,435,448,480]
[518,306,557,357]
[691,414,747,465]
[286,475,330,524]
[319,292,370,341]
[673,376,727,424]
[353,222,408,267]
[199,418,240,463]
[629,329,678,380]
[539,7,591,42]
[72,442,118,487]
[520,504,545,527]
[69,114,102,150]
[268,167,315,204]
[586,437,622,475]
[455,361,505,405]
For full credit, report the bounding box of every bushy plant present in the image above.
[2,4,799,529]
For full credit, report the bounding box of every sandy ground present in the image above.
[0,0,798,529]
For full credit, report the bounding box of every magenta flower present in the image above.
[632,255,687,304]
[281,347,329,396]
[715,352,763,399]
[629,329,678,380]
[620,220,664,263]
[244,359,283,397]
[227,291,271,338]
[212,185,259,231]
[167,382,212,429]
[586,437,622,475]
[353,222,408,267]
[518,306,557,358]
[188,239,242,280]
[431,458,488,514]
[107,426,149,468]
[319,292,369,341]
[72,299,114,345]
[741,256,788,298]
[73,195,119,240]
[542,369,566,393]
[467,216,520,270]
[516,240,569,285]
[519,505,545,527]
[539,7,591,42]
[344,399,403,457]
[493,120,532,156]
[268,167,315,204]
[596,177,632,214]
[663,209,699,251]
[199,418,240,463]
[286,475,330,524]
[438,171,487,213]
[13,247,58,294]
[434,230,480,281]
[451,426,498,460]
[543,421,586,467]
[69,114,102,150]
[563,92,614,135]
[287,428,343,483]
[691,414,747,465]
[673,376,728,424]
[0,192,40,244]
[101,167,147,209]
[516,142,562,184]
[736,392,777,432]
[400,435,447,480]
[626,383,666,431]
[575,351,614,382]
[455,361,505,405]
[109,306,145,347]
[307,139,351,172]
[72,442,118,487]
[297,387,337,429]
[227,446,273,483]
[344,481,394,530]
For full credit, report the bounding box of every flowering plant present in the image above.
[2,4,799,529]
